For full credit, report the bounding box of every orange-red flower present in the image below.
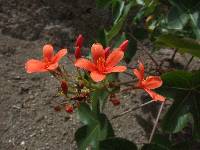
[133,61,165,102]
[25,44,67,73]
[75,43,127,82]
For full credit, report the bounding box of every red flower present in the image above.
[75,43,127,82]
[25,44,67,73]
[133,61,165,102]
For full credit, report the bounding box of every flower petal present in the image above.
[52,49,67,63]
[142,76,163,89]
[133,61,145,81]
[47,63,59,70]
[138,61,144,79]
[91,43,105,63]
[74,58,96,72]
[106,49,124,68]
[25,59,47,73]
[43,44,54,60]
[144,88,165,102]
[106,66,127,73]
[133,69,143,81]
[90,71,106,82]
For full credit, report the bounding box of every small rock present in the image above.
[20,141,25,146]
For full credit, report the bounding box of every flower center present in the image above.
[96,57,106,73]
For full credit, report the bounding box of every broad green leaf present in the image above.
[76,103,115,150]
[125,33,137,63]
[158,71,200,139]
[98,114,115,140]
[77,103,98,124]
[112,0,125,24]
[156,34,200,58]
[142,134,171,150]
[75,125,99,150]
[189,12,200,39]
[106,1,134,42]
[100,137,137,150]
[167,7,189,30]
[168,0,200,39]
[97,29,108,47]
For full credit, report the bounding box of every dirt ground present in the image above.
[0,1,200,150]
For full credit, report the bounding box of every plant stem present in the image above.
[128,33,161,72]
[171,49,177,62]
[111,100,154,119]
[184,56,194,70]
[149,101,165,143]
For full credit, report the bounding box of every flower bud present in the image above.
[104,47,110,58]
[75,47,81,59]
[75,34,84,48]
[65,104,73,113]
[111,99,120,106]
[54,105,61,112]
[119,40,129,52]
[61,80,68,95]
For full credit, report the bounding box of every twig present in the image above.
[116,79,137,86]
[112,100,154,119]
[127,33,161,70]
[122,71,134,77]
[149,101,165,143]
[171,49,177,62]
[184,56,194,70]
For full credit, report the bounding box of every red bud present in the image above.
[61,81,68,95]
[65,104,73,113]
[54,105,61,112]
[104,47,110,58]
[119,40,129,52]
[111,99,120,106]
[75,47,81,59]
[75,34,84,48]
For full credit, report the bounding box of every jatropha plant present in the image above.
[25,34,166,149]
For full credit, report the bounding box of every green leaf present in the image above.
[158,70,200,139]
[124,33,137,63]
[90,88,110,113]
[167,7,189,30]
[168,0,200,39]
[156,34,200,58]
[100,137,137,150]
[142,134,171,150]
[97,29,108,47]
[106,1,134,42]
[75,125,99,150]
[112,0,125,24]
[77,103,98,124]
[76,103,114,150]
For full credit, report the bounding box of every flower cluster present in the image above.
[25,34,165,113]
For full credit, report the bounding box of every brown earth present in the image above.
[0,1,200,150]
